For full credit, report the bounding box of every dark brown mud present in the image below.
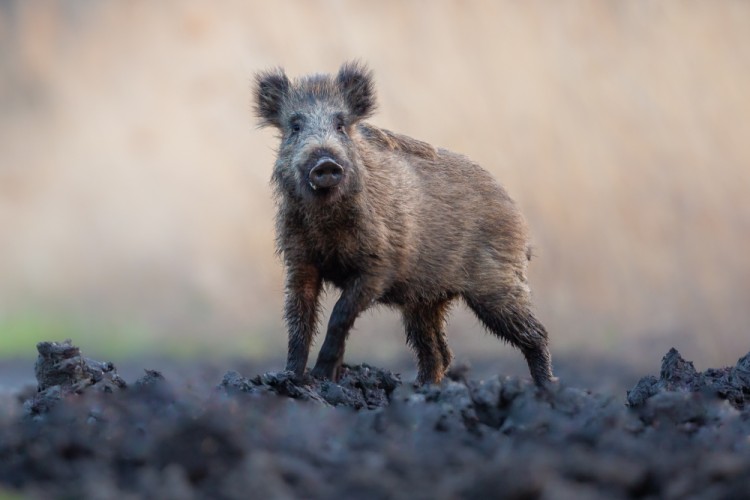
[1,340,749,499]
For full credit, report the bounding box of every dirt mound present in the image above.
[218,364,401,409]
[627,347,750,409]
[1,341,749,498]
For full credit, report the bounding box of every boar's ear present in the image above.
[336,61,376,121]
[254,68,290,128]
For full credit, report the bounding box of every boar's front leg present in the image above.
[284,264,322,377]
[311,277,382,381]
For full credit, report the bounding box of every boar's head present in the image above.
[255,61,376,204]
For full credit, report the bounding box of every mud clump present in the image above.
[628,347,750,409]
[2,341,750,499]
[218,364,401,409]
[24,340,127,417]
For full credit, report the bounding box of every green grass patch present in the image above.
[0,313,158,359]
[0,312,281,360]
[0,314,80,357]
[0,488,25,500]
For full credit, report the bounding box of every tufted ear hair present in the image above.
[254,68,290,128]
[336,61,376,122]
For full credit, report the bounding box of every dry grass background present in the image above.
[1,1,748,372]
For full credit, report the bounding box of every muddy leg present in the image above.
[402,300,452,385]
[284,264,322,377]
[311,277,381,381]
[435,329,453,375]
[464,291,553,386]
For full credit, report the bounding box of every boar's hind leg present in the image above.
[311,278,382,381]
[464,291,553,386]
[402,300,453,385]
[284,265,322,377]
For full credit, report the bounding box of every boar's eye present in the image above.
[335,116,347,135]
[289,118,302,134]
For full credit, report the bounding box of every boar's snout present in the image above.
[309,158,344,190]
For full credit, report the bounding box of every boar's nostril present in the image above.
[309,158,344,189]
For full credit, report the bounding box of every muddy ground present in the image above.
[1,341,749,499]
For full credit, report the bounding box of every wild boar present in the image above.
[254,61,553,386]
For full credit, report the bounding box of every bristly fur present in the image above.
[254,68,290,128]
[253,61,554,387]
[336,60,377,121]
[358,123,437,161]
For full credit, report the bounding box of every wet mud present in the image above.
[1,340,749,499]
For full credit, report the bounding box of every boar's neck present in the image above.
[279,192,374,257]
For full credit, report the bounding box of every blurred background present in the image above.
[1,1,748,386]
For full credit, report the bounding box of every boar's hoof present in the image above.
[310,362,341,382]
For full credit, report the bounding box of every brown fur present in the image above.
[255,61,553,386]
